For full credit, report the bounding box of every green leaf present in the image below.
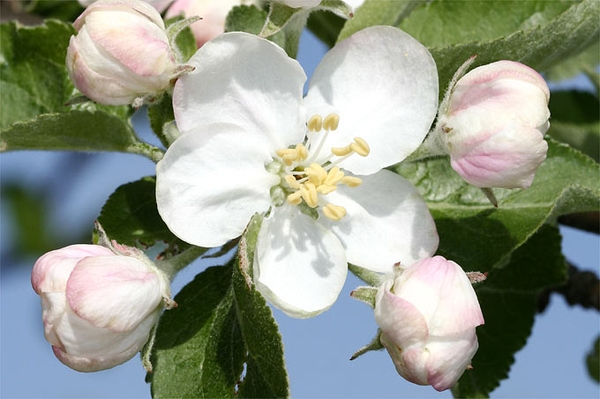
[0,110,143,153]
[307,10,346,48]
[232,238,289,397]
[147,94,175,149]
[338,0,426,42]
[97,177,189,255]
[1,20,75,128]
[150,260,288,398]
[260,1,302,38]
[224,4,290,57]
[545,42,600,82]
[586,336,600,383]
[395,139,600,273]
[165,16,199,63]
[453,225,568,397]
[547,90,600,162]
[150,265,244,398]
[23,0,83,22]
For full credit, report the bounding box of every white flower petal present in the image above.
[321,170,438,273]
[173,32,307,149]
[304,26,438,175]
[254,204,348,318]
[156,124,280,247]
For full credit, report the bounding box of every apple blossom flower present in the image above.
[156,26,439,318]
[78,0,174,12]
[375,256,485,391]
[435,60,550,189]
[166,0,259,47]
[66,0,182,106]
[31,242,174,372]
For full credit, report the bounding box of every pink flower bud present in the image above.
[437,61,550,189]
[166,0,256,48]
[374,256,484,391]
[31,244,173,372]
[66,0,179,105]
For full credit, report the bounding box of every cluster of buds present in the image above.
[31,231,174,372]
[374,256,485,391]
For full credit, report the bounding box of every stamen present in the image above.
[300,183,319,208]
[323,113,340,131]
[307,115,323,132]
[341,176,362,187]
[331,145,353,157]
[351,137,370,157]
[323,167,344,186]
[323,203,346,221]
[287,190,303,205]
[284,174,301,189]
[317,185,337,195]
[304,163,328,186]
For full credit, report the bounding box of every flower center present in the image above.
[271,113,370,221]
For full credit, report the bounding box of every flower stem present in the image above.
[128,142,165,163]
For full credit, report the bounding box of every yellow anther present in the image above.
[331,145,353,157]
[287,191,303,205]
[295,143,308,161]
[323,113,340,131]
[323,203,346,221]
[317,185,337,195]
[305,163,328,186]
[284,174,301,189]
[300,183,319,208]
[307,115,323,132]
[323,167,345,186]
[351,137,370,157]
[341,176,362,188]
[276,144,308,166]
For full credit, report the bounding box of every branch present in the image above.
[538,261,600,312]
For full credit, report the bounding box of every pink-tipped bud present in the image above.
[437,61,550,189]
[374,256,484,391]
[67,0,178,105]
[31,244,172,372]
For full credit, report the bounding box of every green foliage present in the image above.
[453,225,568,397]
[548,91,600,162]
[395,139,600,273]
[587,336,600,383]
[225,5,290,56]
[0,20,75,128]
[149,258,288,398]
[97,177,189,256]
[0,20,140,154]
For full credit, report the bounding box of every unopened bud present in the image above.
[374,256,484,391]
[67,0,179,105]
[31,242,173,372]
[437,60,550,189]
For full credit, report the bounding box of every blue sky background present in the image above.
[1,30,599,398]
